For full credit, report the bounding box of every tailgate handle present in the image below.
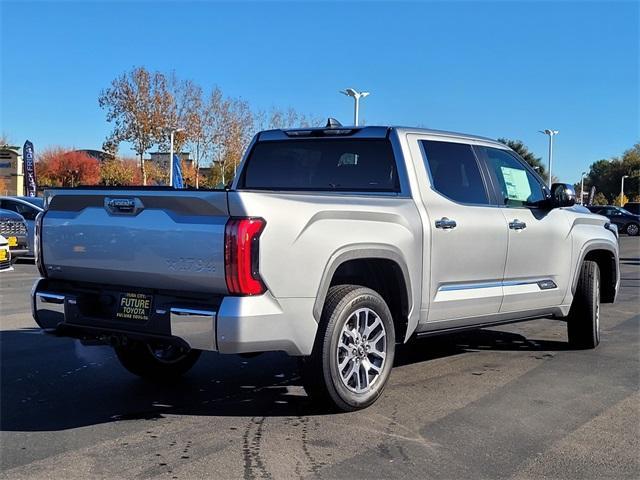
[105,198,141,215]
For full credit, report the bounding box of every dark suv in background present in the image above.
[587,205,640,236]
[0,209,29,260]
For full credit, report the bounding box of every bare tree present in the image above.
[261,107,322,130]
[160,73,202,153]
[218,98,254,185]
[0,134,14,147]
[186,86,228,188]
[99,67,172,185]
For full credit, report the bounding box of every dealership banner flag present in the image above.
[172,154,184,189]
[23,140,37,197]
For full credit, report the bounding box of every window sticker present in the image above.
[500,166,531,201]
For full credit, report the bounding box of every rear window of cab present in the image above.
[239,139,399,192]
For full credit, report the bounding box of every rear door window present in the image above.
[240,139,399,192]
[420,140,489,204]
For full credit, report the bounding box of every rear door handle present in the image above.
[509,219,527,230]
[435,217,457,230]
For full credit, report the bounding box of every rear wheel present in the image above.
[625,223,639,236]
[115,341,201,380]
[567,260,600,349]
[301,285,395,411]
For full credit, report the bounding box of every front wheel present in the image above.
[301,285,395,411]
[625,223,639,236]
[115,341,201,380]
[567,260,600,349]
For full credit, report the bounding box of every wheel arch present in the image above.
[574,242,618,304]
[313,246,415,342]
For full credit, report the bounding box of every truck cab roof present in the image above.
[258,125,507,149]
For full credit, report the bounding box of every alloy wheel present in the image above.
[336,308,387,394]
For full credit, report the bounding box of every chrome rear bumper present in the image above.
[31,279,319,356]
[32,279,217,351]
[169,307,216,351]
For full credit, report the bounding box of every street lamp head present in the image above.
[340,87,370,126]
[539,129,559,135]
[623,175,629,179]
[341,88,369,99]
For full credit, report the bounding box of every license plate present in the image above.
[0,249,6,261]
[115,292,153,322]
[7,237,17,247]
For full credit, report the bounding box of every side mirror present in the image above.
[550,183,576,208]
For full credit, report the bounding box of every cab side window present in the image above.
[605,208,621,216]
[420,140,489,205]
[478,147,546,208]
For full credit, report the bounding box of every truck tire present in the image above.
[115,342,201,380]
[567,260,600,349]
[301,285,395,411]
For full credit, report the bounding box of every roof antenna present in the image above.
[325,118,342,128]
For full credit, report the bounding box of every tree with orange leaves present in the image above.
[99,67,172,185]
[37,148,101,187]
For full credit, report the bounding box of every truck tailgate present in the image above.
[41,189,229,294]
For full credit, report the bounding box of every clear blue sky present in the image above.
[1,0,638,182]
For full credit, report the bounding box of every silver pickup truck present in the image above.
[32,124,619,411]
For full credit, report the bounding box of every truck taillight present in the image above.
[224,218,266,295]
[34,211,47,278]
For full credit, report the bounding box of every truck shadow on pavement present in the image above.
[1,326,570,432]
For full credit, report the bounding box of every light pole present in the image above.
[539,129,559,188]
[580,171,587,205]
[169,127,184,187]
[620,175,629,206]
[340,88,370,126]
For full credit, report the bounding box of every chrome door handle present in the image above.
[509,219,527,230]
[435,217,457,230]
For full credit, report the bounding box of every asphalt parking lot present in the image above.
[1,238,638,479]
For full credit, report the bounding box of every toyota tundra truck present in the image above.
[32,124,619,411]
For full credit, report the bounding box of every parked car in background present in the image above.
[623,202,640,215]
[0,235,12,272]
[0,196,44,257]
[0,209,29,260]
[586,205,639,236]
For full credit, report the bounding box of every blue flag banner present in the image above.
[172,154,183,189]
[23,140,37,197]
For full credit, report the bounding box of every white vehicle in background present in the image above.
[0,196,44,257]
[0,235,12,272]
